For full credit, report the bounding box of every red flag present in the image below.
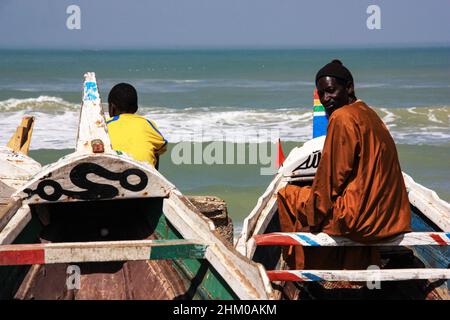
[314,88,319,100]
[276,138,286,168]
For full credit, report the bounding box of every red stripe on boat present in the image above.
[267,271,304,282]
[430,234,448,246]
[0,249,45,266]
[254,234,298,246]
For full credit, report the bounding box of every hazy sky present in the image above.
[1,0,449,49]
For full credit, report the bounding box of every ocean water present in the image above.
[2,48,449,231]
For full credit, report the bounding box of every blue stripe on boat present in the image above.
[302,272,323,282]
[295,234,320,246]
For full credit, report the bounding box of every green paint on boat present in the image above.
[153,210,238,300]
[0,198,239,300]
[149,242,207,260]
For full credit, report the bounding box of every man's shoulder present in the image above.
[107,114,151,134]
[331,100,373,122]
[107,113,148,124]
[130,114,157,126]
[106,115,120,125]
[124,114,164,136]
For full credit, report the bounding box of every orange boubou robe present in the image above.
[278,100,411,270]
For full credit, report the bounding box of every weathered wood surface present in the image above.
[12,153,175,204]
[0,116,41,189]
[9,198,194,300]
[251,190,283,242]
[0,199,168,299]
[187,195,234,244]
[235,172,285,256]
[0,239,208,266]
[6,194,272,300]
[0,147,41,190]
[14,259,189,300]
[254,232,450,247]
[0,204,31,245]
[0,199,22,233]
[75,72,113,155]
[0,181,15,203]
[267,269,450,282]
[164,190,274,300]
[403,173,450,231]
[7,116,35,155]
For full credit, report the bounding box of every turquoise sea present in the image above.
[1,48,449,232]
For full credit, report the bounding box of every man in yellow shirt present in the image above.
[106,83,167,169]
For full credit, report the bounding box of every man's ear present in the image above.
[108,103,116,117]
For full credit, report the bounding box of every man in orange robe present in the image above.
[278,60,411,270]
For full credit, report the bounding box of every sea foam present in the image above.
[0,97,448,149]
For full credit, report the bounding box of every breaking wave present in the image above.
[0,96,448,149]
[0,96,77,112]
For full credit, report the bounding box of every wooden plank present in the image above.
[252,181,286,239]
[154,212,239,299]
[288,171,316,179]
[0,181,15,202]
[403,172,450,231]
[235,172,284,256]
[254,232,450,247]
[163,191,274,299]
[409,208,450,271]
[283,176,314,183]
[0,204,32,245]
[245,192,283,259]
[0,199,22,232]
[75,72,113,155]
[7,116,34,155]
[0,239,208,266]
[267,269,450,282]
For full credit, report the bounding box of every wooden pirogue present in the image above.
[0,115,41,193]
[0,73,274,300]
[236,92,450,300]
[0,116,41,238]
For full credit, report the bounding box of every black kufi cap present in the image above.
[315,59,353,85]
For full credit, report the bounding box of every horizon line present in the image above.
[0,42,449,51]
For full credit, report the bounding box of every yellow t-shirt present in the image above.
[106,113,167,166]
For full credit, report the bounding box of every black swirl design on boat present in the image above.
[24,162,148,201]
